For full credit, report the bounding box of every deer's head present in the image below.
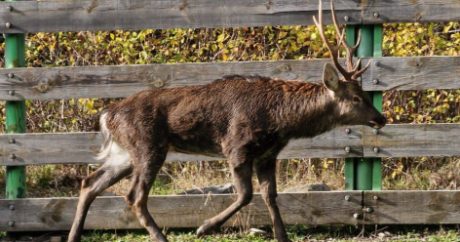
[315,0,386,129]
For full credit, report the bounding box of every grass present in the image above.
[6,225,454,242]
[2,158,460,241]
[3,156,460,199]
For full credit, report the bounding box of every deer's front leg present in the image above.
[197,152,253,236]
[255,158,290,242]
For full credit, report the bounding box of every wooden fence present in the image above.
[1,0,460,232]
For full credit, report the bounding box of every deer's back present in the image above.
[105,76,312,157]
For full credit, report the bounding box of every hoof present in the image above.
[152,231,168,242]
[196,221,216,237]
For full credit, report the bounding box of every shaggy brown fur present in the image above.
[68,66,386,242]
[69,2,386,241]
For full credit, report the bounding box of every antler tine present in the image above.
[314,0,350,79]
[342,30,361,71]
[330,0,348,65]
[313,15,337,60]
[336,28,346,50]
[331,0,353,71]
[351,58,362,72]
[330,0,343,41]
[352,29,362,50]
[351,59,372,80]
[313,1,334,54]
[313,0,370,81]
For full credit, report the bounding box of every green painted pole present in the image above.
[344,24,383,191]
[371,25,383,190]
[344,26,356,190]
[4,21,26,198]
[355,25,374,191]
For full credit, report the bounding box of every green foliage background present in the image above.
[0,22,459,193]
[0,23,459,132]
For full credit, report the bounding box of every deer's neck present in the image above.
[276,82,339,138]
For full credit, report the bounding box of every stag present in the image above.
[68,1,386,241]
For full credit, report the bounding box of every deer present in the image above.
[67,1,386,242]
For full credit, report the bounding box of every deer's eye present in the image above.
[352,96,362,104]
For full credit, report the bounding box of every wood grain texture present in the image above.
[2,124,460,165]
[0,192,362,231]
[1,57,459,100]
[0,60,330,100]
[362,124,460,158]
[0,126,359,165]
[0,1,459,33]
[363,56,460,91]
[363,191,460,224]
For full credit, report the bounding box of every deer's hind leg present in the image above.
[125,146,168,242]
[68,150,132,242]
[197,150,253,236]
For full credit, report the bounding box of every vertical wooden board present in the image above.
[0,192,362,231]
[363,191,460,224]
[362,124,460,158]
[362,56,460,91]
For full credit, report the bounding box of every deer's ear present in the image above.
[322,63,340,92]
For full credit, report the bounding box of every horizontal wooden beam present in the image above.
[362,191,460,224]
[0,1,459,33]
[3,190,460,231]
[362,124,460,158]
[0,126,362,166]
[0,192,362,231]
[363,56,460,91]
[0,60,330,100]
[1,57,459,100]
[1,124,460,166]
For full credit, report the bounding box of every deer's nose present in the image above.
[379,115,387,126]
[375,115,387,128]
[369,115,386,129]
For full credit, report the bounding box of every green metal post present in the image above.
[344,24,383,191]
[371,25,383,190]
[344,26,356,190]
[4,24,26,198]
[355,25,374,190]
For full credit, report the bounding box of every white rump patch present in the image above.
[105,142,131,167]
[96,112,131,168]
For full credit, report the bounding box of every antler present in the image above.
[313,0,371,81]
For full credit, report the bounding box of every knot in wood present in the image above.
[152,79,165,88]
[33,79,53,93]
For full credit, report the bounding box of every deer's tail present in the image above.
[96,111,113,161]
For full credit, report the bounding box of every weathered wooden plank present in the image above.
[362,124,460,158]
[0,126,360,165]
[363,56,460,91]
[0,1,459,33]
[1,56,459,100]
[363,191,460,224]
[0,60,330,100]
[4,191,460,231]
[0,192,362,231]
[2,124,460,165]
